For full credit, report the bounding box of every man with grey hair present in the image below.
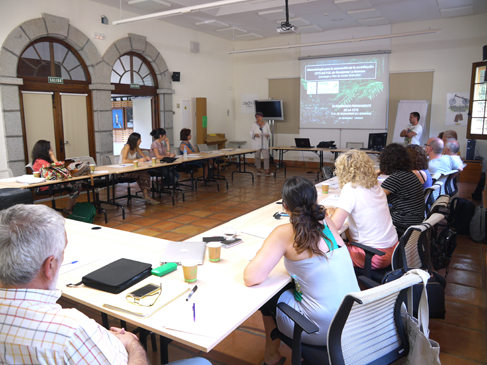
[0,205,211,365]
[444,138,464,172]
[425,137,454,175]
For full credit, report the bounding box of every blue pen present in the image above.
[62,260,78,266]
[192,303,195,322]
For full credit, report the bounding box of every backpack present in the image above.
[67,202,97,223]
[431,228,458,275]
[449,197,476,235]
[470,206,487,244]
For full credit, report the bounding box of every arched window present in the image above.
[111,53,154,86]
[18,38,88,81]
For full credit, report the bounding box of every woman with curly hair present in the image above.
[379,143,425,233]
[406,144,432,189]
[332,150,398,269]
[244,176,359,365]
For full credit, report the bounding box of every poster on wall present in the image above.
[241,94,259,114]
[112,109,123,129]
[445,92,469,126]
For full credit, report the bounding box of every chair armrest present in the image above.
[277,302,319,334]
[349,242,385,257]
[358,276,380,289]
[349,242,384,279]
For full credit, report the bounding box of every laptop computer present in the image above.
[294,138,314,148]
[160,241,207,265]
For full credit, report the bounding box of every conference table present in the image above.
[58,178,343,364]
[270,146,381,179]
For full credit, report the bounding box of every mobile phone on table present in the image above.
[127,283,160,299]
[221,238,243,248]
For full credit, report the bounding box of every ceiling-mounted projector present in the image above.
[277,25,297,34]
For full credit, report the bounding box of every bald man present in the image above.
[425,137,454,174]
[444,138,464,171]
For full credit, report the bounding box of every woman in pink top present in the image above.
[31,140,81,215]
[149,128,180,186]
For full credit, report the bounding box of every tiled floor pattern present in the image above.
[56,166,487,364]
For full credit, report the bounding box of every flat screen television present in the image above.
[368,133,387,151]
[254,100,284,120]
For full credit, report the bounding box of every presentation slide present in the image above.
[300,54,389,129]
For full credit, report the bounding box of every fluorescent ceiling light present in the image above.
[113,0,257,25]
[227,28,441,54]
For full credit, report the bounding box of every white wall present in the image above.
[390,13,487,169]
[0,0,235,169]
[232,14,487,165]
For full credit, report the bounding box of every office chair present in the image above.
[106,154,144,206]
[424,185,440,216]
[272,271,426,365]
[0,168,13,178]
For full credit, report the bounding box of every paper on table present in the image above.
[162,303,224,338]
[93,170,109,174]
[15,175,46,184]
[103,282,190,318]
[112,164,134,167]
[0,177,18,182]
[241,225,274,239]
[319,195,340,207]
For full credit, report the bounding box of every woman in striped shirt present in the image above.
[379,143,425,236]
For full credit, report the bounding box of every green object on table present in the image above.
[202,116,207,128]
[151,263,177,277]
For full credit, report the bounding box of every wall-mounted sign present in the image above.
[130,83,140,89]
[48,77,63,84]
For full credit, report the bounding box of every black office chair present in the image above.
[271,271,425,365]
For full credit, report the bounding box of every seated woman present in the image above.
[32,139,82,215]
[244,176,359,365]
[149,128,180,186]
[179,128,219,176]
[379,143,425,235]
[119,132,159,205]
[406,144,432,189]
[331,150,398,269]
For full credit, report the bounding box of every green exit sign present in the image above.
[48,76,63,84]
[130,83,140,89]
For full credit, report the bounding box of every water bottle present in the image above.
[183,145,188,160]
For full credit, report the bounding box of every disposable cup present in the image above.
[222,227,236,239]
[182,260,198,282]
[134,161,139,168]
[152,157,157,165]
[33,171,40,178]
[207,242,222,262]
[90,164,96,173]
[322,184,330,194]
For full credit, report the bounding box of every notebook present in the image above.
[160,241,206,265]
[294,138,314,148]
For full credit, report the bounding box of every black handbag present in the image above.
[68,258,152,294]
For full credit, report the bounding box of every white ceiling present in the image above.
[92,0,487,41]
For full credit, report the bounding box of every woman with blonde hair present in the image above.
[331,150,398,269]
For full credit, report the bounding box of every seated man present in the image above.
[425,137,453,175]
[0,204,211,365]
[444,138,464,171]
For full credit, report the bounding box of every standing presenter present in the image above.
[400,111,422,146]
[250,112,273,176]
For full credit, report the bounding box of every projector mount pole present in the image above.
[280,0,292,31]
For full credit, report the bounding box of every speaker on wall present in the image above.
[466,139,476,160]
[483,45,487,61]
[172,72,180,82]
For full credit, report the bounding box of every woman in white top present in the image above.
[331,150,398,269]
[119,132,160,205]
[250,112,273,177]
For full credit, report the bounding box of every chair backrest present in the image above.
[427,194,450,219]
[106,155,119,165]
[197,144,209,152]
[445,170,459,197]
[327,271,424,365]
[69,156,96,165]
[25,163,33,174]
[0,169,14,178]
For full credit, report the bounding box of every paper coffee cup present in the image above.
[134,160,139,168]
[152,157,156,165]
[322,184,330,194]
[33,171,40,178]
[207,242,222,262]
[182,261,198,283]
[90,164,96,172]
